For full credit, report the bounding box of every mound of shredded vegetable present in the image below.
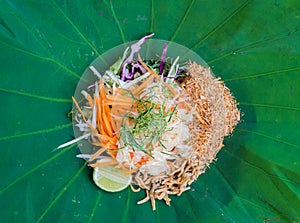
[58,34,240,210]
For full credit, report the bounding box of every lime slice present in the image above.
[93,164,132,192]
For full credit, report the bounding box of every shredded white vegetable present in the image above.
[89,66,102,78]
[57,133,91,150]
[122,72,150,89]
[166,56,179,83]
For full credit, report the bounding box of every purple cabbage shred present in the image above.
[121,33,154,81]
[159,44,168,74]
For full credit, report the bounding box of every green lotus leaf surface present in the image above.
[0,0,300,222]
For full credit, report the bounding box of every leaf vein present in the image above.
[2,4,51,55]
[0,40,83,81]
[169,0,195,42]
[207,29,299,64]
[87,192,102,223]
[0,144,75,194]
[35,163,85,223]
[239,102,300,111]
[224,149,300,186]
[50,0,101,56]
[212,165,254,219]
[237,128,300,148]
[150,0,154,33]
[224,67,300,82]
[109,0,126,43]
[190,0,252,51]
[0,122,72,141]
[122,189,131,223]
[0,87,72,103]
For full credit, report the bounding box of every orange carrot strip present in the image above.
[110,118,122,134]
[96,95,111,136]
[137,54,177,95]
[135,156,149,167]
[104,100,133,107]
[97,83,114,137]
[94,95,104,134]
[106,94,133,102]
[131,76,154,95]
[88,160,118,167]
[96,134,117,145]
[92,141,106,147]
[107,152,117,159]
[104,103,114,126]
[72,96,98,134]
[106,142,118,150]
[138,54,159,77]
[89,142,117,162]
[86,94,94,108]
[72,96,88,123]
[102,103,114,137]
[99,79,106,100]
[98,80,109,133]
[86,122,98,135]
[110,116,117,133]
[114,88,128,96]
[89,147,107,161]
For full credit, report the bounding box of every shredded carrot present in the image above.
[137,54,159,78]
[106,142,118,151]
[89,160,118,167]
[89,146,107,161]
[104,100,133,107]
[92,141,106,146]
[87,122,99,135]
[110,116,117,133]
[106,94,133,102]
[129,151,135,159]
[102,103,114,137]
[72,96,88,123]
[131,75,154,95]
[94,95,105,135]
[113,88,128,96]
[72,96,98,135]
[86,94,94,108]
[99,79,106,100]
[70,79,122,165]
[135,156,149,167]
[107,151,118,159]
[137,54,177,95]
[97,134,117,144]
[89,142,117,161]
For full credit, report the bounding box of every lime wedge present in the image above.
[93,164,132,192]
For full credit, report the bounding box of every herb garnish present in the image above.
[118,84,178,157]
